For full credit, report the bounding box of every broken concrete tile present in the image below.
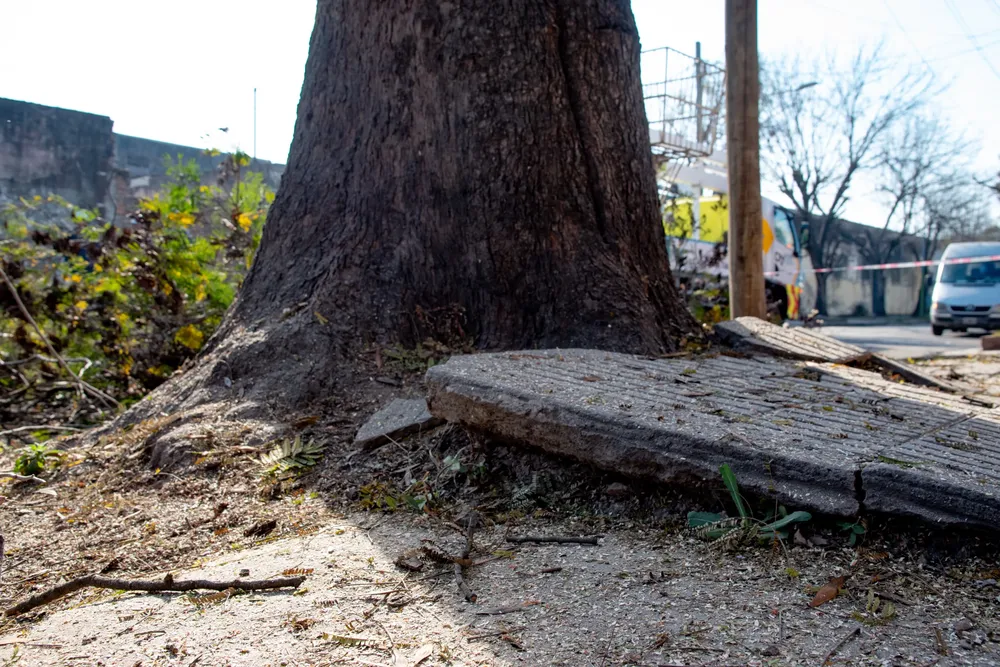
[718,317,959,392]
[716,316,865,362]
[425,349,1000,526]
[354,398,443,449]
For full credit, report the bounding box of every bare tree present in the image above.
[858,114,970,316]
[908,177,995,314]
[760,44,935,314]
[930,180,998,243]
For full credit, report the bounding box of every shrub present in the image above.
[0,150,272,424]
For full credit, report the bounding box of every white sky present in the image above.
[1,1,997,226]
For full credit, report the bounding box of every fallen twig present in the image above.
[475,601,540,615]
[454,563,476,603]
[462,512,478,559]
[4,573,306,617]
[963,395,994,408]
[466,625,526,641]
[0,425,82,437]
[0,472,46,483]
[870,589,911,606]
[454,513,478,603]
[821,624,861,666]
[506,535,601,545]
[0,640,62,648]
[934,626,949,656]
[0,264,120,410]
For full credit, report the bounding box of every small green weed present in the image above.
[838,520,866,546]
[687,464,811,550]
[13,443,61,476]
[259,436,325,477]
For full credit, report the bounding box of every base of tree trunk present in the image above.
[102,1,705,468]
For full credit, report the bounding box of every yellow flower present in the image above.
[178,213,196,227]
[93,263,103,273]
[195,282,207,302]
[174,324,204,351]
[74,300,88,311]
[237,213,252,232]
[68,274,82,283]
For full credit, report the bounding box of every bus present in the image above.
[663,191,806,320]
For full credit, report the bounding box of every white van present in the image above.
[930,242,1000,336]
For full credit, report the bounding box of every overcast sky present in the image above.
[2,1,997,226]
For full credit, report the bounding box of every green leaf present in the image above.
[719,464,750,519]
[688,511,724,527]
[760,511,812,532]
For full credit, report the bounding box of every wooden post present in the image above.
[725,0,766,319]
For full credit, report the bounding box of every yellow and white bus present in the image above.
[663,192,806,320]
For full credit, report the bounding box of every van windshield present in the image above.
[939,260,1000,284]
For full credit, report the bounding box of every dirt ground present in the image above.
[0,355,998,667]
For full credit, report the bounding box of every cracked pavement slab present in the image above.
[426,349,1000,526]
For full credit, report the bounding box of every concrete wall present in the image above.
[114,134,284,198]
[818,261,923,317]
[0,97,284,224]
[797,217,929,317]
[0,98,115,220]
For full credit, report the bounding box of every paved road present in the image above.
[822,324,984,359]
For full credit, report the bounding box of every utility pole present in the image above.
[725,0,766,319]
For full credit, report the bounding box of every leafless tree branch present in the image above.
[760,43,938,313]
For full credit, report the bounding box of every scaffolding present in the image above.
[641,44,726,182]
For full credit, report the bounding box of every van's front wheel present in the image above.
[932,325,945,336]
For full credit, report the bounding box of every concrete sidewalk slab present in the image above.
[718,317,962,393]
[426,350,999,526]
[716,317,865,362]
[354,398,443,449]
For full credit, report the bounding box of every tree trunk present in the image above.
[148,0,697,413]
[871,271,886,317]
[814,272,829,316]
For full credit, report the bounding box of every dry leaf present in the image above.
[810,575,846,608]
[407,644,435,666]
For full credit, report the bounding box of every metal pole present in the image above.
[725,0,766,319]
[695,42,704,145]
[662,49,669,139]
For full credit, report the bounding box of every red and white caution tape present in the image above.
[764,254,1000,277]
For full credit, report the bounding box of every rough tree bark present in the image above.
[134,0,697,436]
